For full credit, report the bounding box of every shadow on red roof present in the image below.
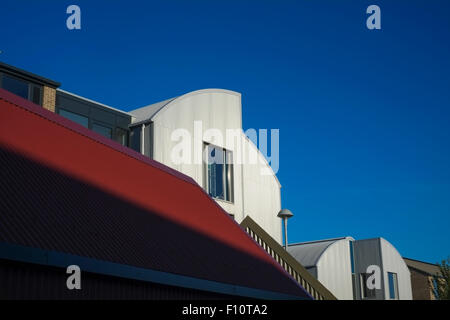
[0,88,310,299]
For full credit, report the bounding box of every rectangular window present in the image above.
[2,74,29,99]
[58,109,89,128]
[31,84,42,105]
[92,123,112,139]
[349,241,355,273]
[1,73,43,105]
[115,128,128,146]
[360,273,376,299]
[129,126,141,153]
[388,272,399,300]
[204,143,234,202]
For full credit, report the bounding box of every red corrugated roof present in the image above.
[0,88,309,299]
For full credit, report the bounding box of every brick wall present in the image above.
[410,268,435,300]
[42,86,56,112]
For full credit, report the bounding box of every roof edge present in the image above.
[403,257,439,267]
[0,88,197,187]
[130,88,242,124]
[0,61,61,88]
[0,241,307,300]
[57,89,133,117]
[288,236,354,247]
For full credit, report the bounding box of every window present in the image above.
[129,126,141,153]
[349,241,355,273]
[93,123,112,139]
[388,272,399,300]
[58,109,89,128]
[115,128,128,146]
[360,273,376,299]
[30,84,42,105]
[204,143,234,202]
[1,73,42,105]
[349,241,357,299]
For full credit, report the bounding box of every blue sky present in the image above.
[1,0,449,264]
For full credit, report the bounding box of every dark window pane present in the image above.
[225,150,234,202]
[116,128,128,146]
[349,241,355,273]
[31,85,42,105]
[59,109,89,128]
[93,123,112,139]
[130,126,141,153]
[2,74,29,99]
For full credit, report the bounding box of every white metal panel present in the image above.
[150,89,282,242]
[316,239,354,300]
[242,136,282,243]
[380,238,412,300]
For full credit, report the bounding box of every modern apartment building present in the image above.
[0,84,311,299]
[0,61,282,243]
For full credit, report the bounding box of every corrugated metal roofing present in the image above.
[0,88,309,299]
[129,97,178,125]
[403,258,441,276]
[128,89,241,125]
[287,237,352,268]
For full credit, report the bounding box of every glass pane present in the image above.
[93,123,112,139]
[225,150,234,202]
[31,85,42,105]
[388,272,397,299]
[115,128,128,146]
[2,74,29,99]
[59,109,89,128]
[214,150,224,200]
[349,241,355,273]
[206,145,224,200]
[130,126,141,153]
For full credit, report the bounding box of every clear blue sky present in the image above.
[1,0,449,264]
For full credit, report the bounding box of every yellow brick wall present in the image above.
[42,86,56,113]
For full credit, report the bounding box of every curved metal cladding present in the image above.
[0,88,311,300]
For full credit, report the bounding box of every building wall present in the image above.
[151,90,282,243]
[380,238,413,300]
[0,259,236,300]
[316,239,354,300]
[409,268,435,300]
[353,238,385,300]
[55,90,132,145]
[42,86,56,112]
[315,238,412,300]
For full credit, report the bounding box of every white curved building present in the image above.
[288,237,413,300]
[128,89,282,243]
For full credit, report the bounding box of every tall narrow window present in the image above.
[388,272,399,299]
[129,126,141,153]
[349,241,357,299]
[204,143,234,202]
[30,84,42,105]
